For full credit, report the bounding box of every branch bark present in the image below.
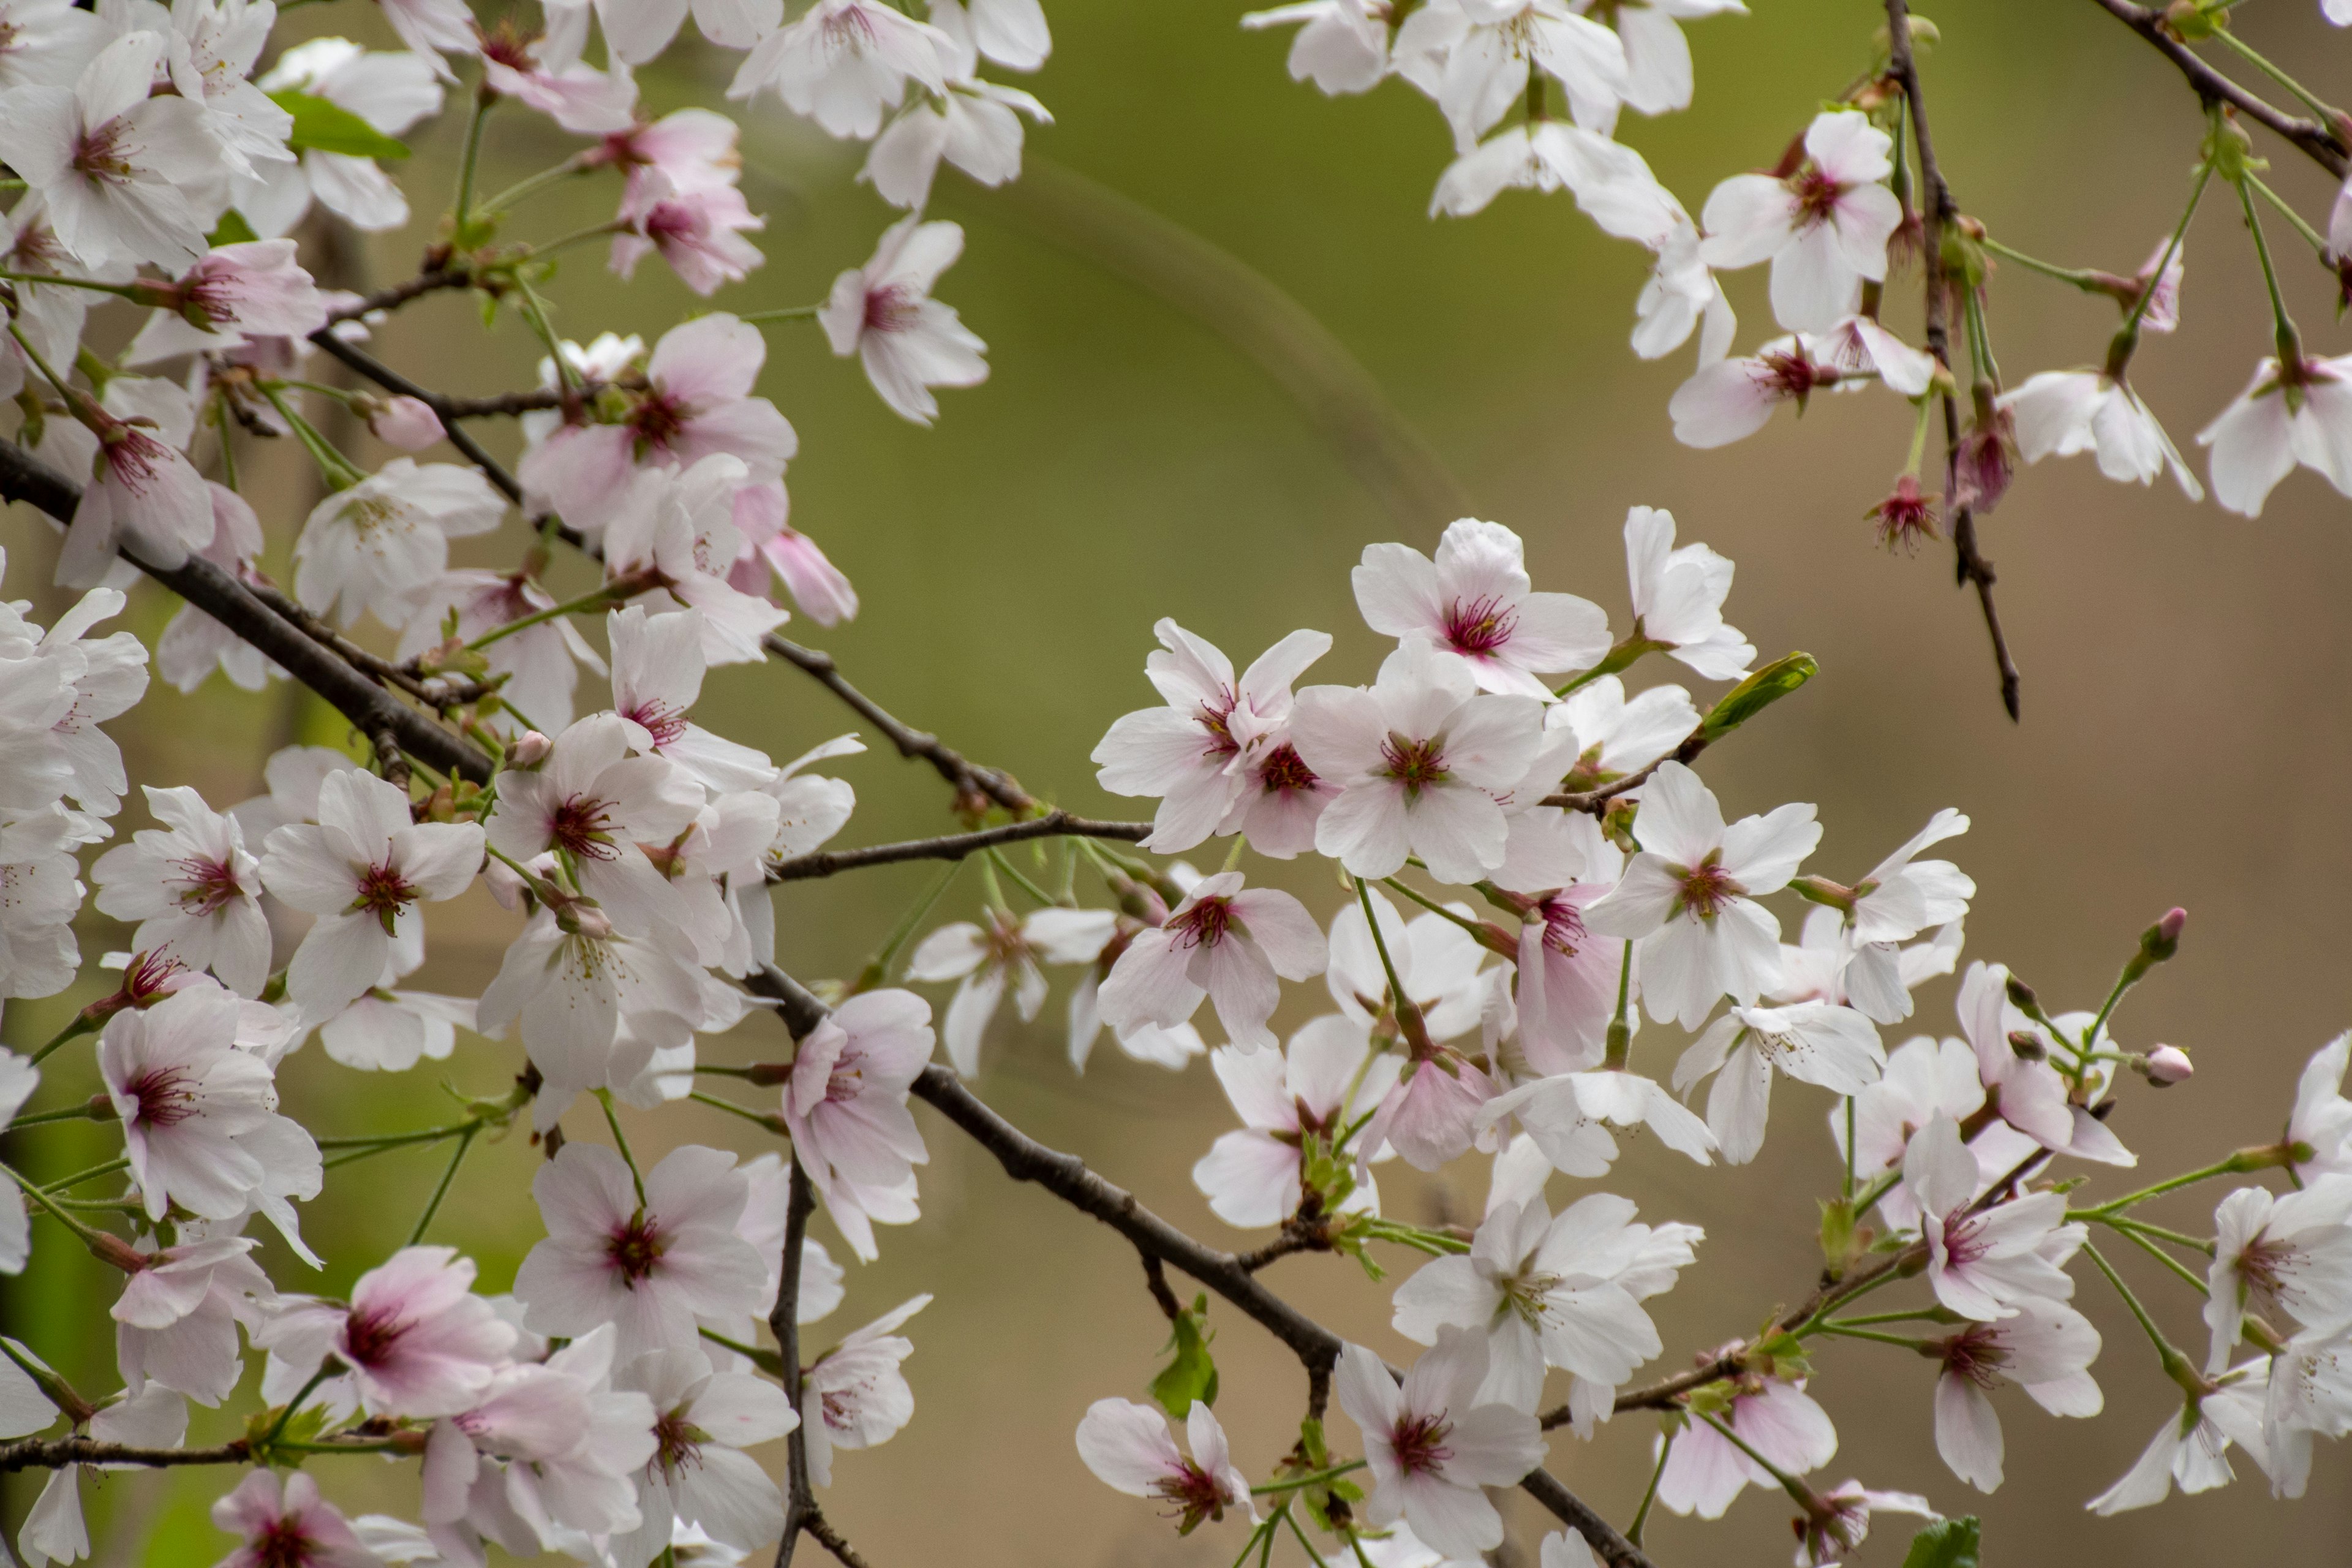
[0,442,495,783]
[766,812,1152,881]
[2087,0,2350,179]
[744,964,1657,1568]
[1886,0,2024,723]
[770,1154,818,1568]
[0,1438,249,1472]
[760,635,1038,816]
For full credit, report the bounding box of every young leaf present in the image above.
[1899,1516,1981,1568]
[1148,1294,1219,1418]
[271,91,411,160]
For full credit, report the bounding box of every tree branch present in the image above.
[767,812,1153,881]
[305,330,526,505]
[0,442,495,783]
[744,965,1656,1568]
[771,1154,819,1568]
[2087,0,2349,179]
[760,635,1038,816]
[0,1438,249,1472]
[1887,0,2024,722]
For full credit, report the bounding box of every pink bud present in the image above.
[2157,907,2187,944]
[565,905,615,941]
[508,729,553,766]
[368,395,444,452]
[2144,1045,2193,1085]
[483,857,526,911]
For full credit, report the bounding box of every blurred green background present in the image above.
[6,0,2352,1561]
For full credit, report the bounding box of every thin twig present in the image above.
[802,1511,873,1568]
[305,330,526,505]
[771,1156,818,1568]
[767,812,1152,881]
[2086,0,2350,179]
[325,267,475,325]
[761,635,1036,815]
[1539,729,1708,812]
[1887,0,2024,722]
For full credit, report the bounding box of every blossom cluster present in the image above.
[0,0,2345,1564]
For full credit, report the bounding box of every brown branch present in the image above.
[1887,0,2024,723]
[305,330,526,506]
[1540,729,1708,812]
[767,812,1153,881]
[325,267,475,325]
[0,442,495,783]
[437,382,616,420]
[802,1512,873,1568]
[0,1437,249,1472]
[1140,1254,1183,1319]
[760,635,1038,816]
[239,579,492,710]
[744,964,1656,1568]
[2087,0,2349,179]
[771,1153,819,1568]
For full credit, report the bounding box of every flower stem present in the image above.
[1352,878,1417,1034]
[1378,878,1487,940]
[406,1124,480,1246]
[261,1361,342,1449]
[688,1090,784,1131]
[1694,1410,1816,1510]
[1975,236,2105,289]
[1601,940,1635,1069]
[39,1158,127,1193]
[2075,1152,2270,1218]
[452,86,495,238]
[2105,1219,2212,1294]
[465,581,619,651]
[1627,1424,1675,1547]
[850,859,963,993]
[1250,1459,1366,1496]
[260,386,368,489]
[27,1013,97,1066]
[984,847,1057,908]
[2244,172,2331,257]
[2234,175,2303,365]
[2209,26,2345,124]
[737,303,824,326]
[1817,1323,1929,1349]
[2109,156,2214,373]
[0,271,149,302]
[0,1159,112,1249]
[595,1089,647,1207]
[2083,1241,2195,1386]
[478,152,594,217]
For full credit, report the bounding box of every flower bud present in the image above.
[2003,974,2039,1012]
[2143,906,2187,962]
[366,394,444,452]
[2007,1030,2046,1061]
[482,856,527,911]
[508,729,553,766]
[2142,1045,2193,1085]
[561,904,615,941]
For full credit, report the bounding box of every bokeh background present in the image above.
[6,0,2352,1561]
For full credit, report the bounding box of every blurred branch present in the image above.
[935,156,1476,532]
[771,1155,818,1568]
[1887,0,2024,723]
[744,962,1658,1568]
[0,1437,251,1471]
[2087,0,2350,179]
[766,812,1152,881]
[0,442,496,783]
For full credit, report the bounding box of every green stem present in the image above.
[7,1102,109,1129]
[851,860,963,992]
[2083,1241,2192,1378]
[2239,174,2303,363]
[466,581,617,651]
[2109,157,2214,375]
[1378,878,1487,941]
[406,1125,479,1246]
[262,1362,339,1449]
[0,271,148,302]
[522,218,629,261]
[1694,1411,1814,1509]
[1282,1506,1333,1568]
[1553,635,1661,699]
[452,86,494,237]
[737,304,824,325]
[1250,1459,1367,1496]
[1627,1424,1674,1548]
[2245,172,2331,257]
[26,1014,96,1068]
[688,1091,783,1131]
[8,322,80,407]
[1964,285,2002,387]
[1817,1324,1930,1349]
[2210,26,2344,123]
[1352,879,1415,1024]
[1842,1096,1858,1200]
[1902,393,1934,472]
[315,1123,479,1151]
[40,1158,127,1193]
[1976,236,2106,288]
[1829,1308,1957,1328]
[1601,939,1635,1069]
[595,1090,647,1207]
[512,278,576,390]
[2075,1155,2260,1218]
[2101,1215,2216,1256]
[479,153,594,217]
[984,848,1057,909]
[2108,1221,2213,1295]
[0,1159,111,1248]
[260,386,366,489]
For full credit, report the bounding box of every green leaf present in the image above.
[1698,652,1817,743]
[206,209,258,247]
[1149,1294,1219,1418]
[1899,1517,1981,1568]
[270,90,411,160]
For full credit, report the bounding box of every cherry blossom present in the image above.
[2205,1178,2352,1373]
[907,905,1116,1075]
[1392,1194,1692,1410]
[608,607,780,794]
[1699,111,1901,333]
[1832,1032,1984,1231]
[1292,639,1545,883]
[1904,1113,2083,1321]
[1673,1001,1883,1165]
[123,239,325,363]
[292,459,507,630]
[1193,1016,1398,1227]
[486,713,704,930]
[1584,761,1817,1027]
[610,1348,799,1566]
[91,785,268,996]
[1999,369,2203,499]
[1477,1065,1719,1174]
[54,398,215,588]
[1392,0,1628,143]
[819,217,989,425]
[260,769,483,1021]
[1656,1376,1836,1518]
[594,0,782,64]
[1096,871,1326,1051]
[2087,1376,2272,1513]
[0,30,225,271]
[1241,0,1390,95]
[936,0,1053,70]
[475,907,707,1119]
[2195,352,2352,517]
[1596,0,1746,117]
[785,989,934,1255]
[1668,331,1861,449]
[265,1246,517,1420]
[477,7,638,134]
[1619,507,1754,682]
[864,70,1050,211]
[727,0,952,140]
[111,1235,274,1406]
[97,984,317,1229]
[1354,519,1609,698]
[802,1295,930,1486]
[515,1142,768,1359]
[2287,1033,2352,1183]
[317,988,472,1073]
[1335,1336,1547,1559]
[1928,1297,2103,1493]
[211,1469,379,1568]
[0,0,104,91]
[249,38,443,234]
[1512,884,1621,1074]
[1792,1479,1936,1567]
[1075,1399,1254,1532]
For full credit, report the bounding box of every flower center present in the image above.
[1194,688,1241,759]
[171,855,246,917]
[548,794,622,861]
[863,283,922,335]
[1148,1461,1232,1531]
[630,390,689,455]
[2237,1234,2293,1303]
[1751,347,1834,402]
[121,1066,198,1128]
[606,1210,666,1284]
[1389,1411,1453,1476]
[1442,594,1518,657]
[1256,743,1318,795]
[1540,896,1587,956]
[1380,734,1449,796]
[350,859,417,928]
[1674,856,1743,919]
[341,1302,409,1370]
[624,701,690,750]
[102,428,175,498]
[250,1516,322,1568]
[821,2,880,51]
[824,1043,868,1106]
[1936,1324,2008,1389]
[1790,167,1844,225]
[72,120,133,187]
[652,1408,707,1477]
[1166,895,1235,952]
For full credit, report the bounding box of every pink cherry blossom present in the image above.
[1096,871,1326,1051]
[91,785,269,997]
[1656,1376,1836,1518]
[1904,1113,2083,1321]
[1335,1335,1546,1560]
[819,217,989,425]
[785,989,934,1246]
[803,1295,930,1485]
[485,712,704,936]
[211,1470,379,1568]
[334,1247,517,1419]
[1193,1016,1398,1227]
[727,0,952,140]
[1076,1398,1255,1532]
[1699,110,1902,332]
[1928,1297,2103,1493]
[612,172,766,296]
[1352,520,1609,698]
[514,1142,769,1359]
[907,905,1115,1075]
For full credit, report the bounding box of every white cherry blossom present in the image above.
[1075,1399,1255,1531]
[1699,111,1901,333]
[1673,1001,1883,1165]
[820,217,989,425]
[1335,1336,1546,1559]
[2196,351,2352,517]
[1096,871,1326,1051]
[1354,519,1610,698]
[1999,369,2203,499]
[91,785,268,996]
[1193,1016,1398,1227]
